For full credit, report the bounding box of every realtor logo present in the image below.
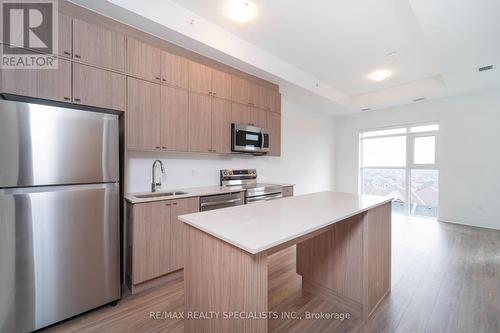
[1,0,58,69]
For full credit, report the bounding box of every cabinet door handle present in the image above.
[63,97,70,101]
[165,203,171,206]
[155,146,161,149]
[162,78,166,82]
[162,146,167,150]
[208,91,212,95]
[173,202,178,205]
[74,54,81,59]
[213,92,217,96]
[155,77,161,80]
[74,98,81,102]
[63,51,71,56]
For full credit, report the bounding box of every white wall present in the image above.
[334,88,500,230]
[127,98,336,196]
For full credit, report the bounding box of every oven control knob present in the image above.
[223,171,228,176]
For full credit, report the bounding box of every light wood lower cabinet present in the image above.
[0,58,72,102]
[126,197,199,293]
[282,186,294,197]
[126,77,161,151]
[267,112,281,156]
[73,63,126,111]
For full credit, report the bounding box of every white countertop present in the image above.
[179,191,392,255]
[125,186,246,204]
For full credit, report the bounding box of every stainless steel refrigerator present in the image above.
[0,99,121,332]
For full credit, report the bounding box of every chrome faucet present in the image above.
[151,160,165,192]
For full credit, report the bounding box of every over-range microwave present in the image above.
[231,124,270,154]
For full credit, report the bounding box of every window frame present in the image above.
[359,122,439,216]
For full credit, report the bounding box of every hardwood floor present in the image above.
[42,215,500,333]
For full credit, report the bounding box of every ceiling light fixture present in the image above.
[368,69,392,82]
[225,0,256,23]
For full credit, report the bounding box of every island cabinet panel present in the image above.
[189,61,212,96]
[267,112,281,156]
[72,63,126,111]
[170,198,199,272]
[188,93,212,153]
[126,77,161,151]
[0,58,72,103]
[161,86,188,152]
[185,225,268,333]
[131,201,171,284]
[73,19,125,72]
[127,38,161,83]
[211,98,232,153]
[211,68,231,100]
[161,51,189,89]
[364,202,392,317]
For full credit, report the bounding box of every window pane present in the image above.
[361,127,406,138]
[362,136,406,167]
[413,136,435,164]
[410,124,439,133]
[362,168,407,214]
[411,169,439,217]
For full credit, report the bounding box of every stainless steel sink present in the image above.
[134,191,188,199]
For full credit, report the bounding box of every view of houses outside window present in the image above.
[359,124,439,218]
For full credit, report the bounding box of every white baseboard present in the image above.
[438,216,500,231]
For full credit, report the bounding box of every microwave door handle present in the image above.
[260,130,264,149]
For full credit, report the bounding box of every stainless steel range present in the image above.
[220,169,283,203]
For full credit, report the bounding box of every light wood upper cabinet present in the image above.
[231,103,251,126]
[231,76,250,105]
[127,38,161,83]
[249,82,261,107]
[189,61,231,99]
[59,13,73,58]
[211,98,232,153]
[0,58,72,103]
[73,19,125,72]
[188,93,212,153]
[170,198,199,271]
[161,86,188,152]
[267,112,281,156]
[131,201,171,284]
[126,77,161,150]
[250,108,268,129]
[270,91,281,113]
[72,63,126,111]
[161,51,188,89]
[189,62,212,96]
[211,69,231,100]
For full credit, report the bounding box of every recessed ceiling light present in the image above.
[368,69,392,82]
[225,0,256,23]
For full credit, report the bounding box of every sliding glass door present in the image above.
[360,124,439,217]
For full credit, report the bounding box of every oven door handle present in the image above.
[200,198,242,207]
[247,193,283,203]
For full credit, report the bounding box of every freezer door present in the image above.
[0,99,119,187]
[0,183,120,332]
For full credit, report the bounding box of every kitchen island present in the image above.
[179,191,392,333]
